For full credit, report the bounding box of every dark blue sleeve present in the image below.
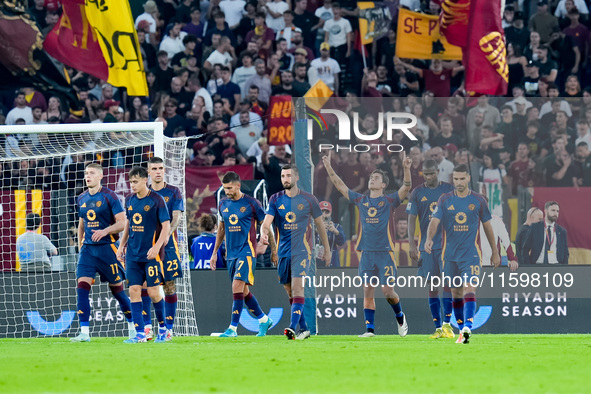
[348,189,363,205]
[254,199,266,222]
[106,191,124,216]
[335,224,346,247]
[388,191,402,209]
[266,195,278,217]
[156,196,171,223]
[124,196,132,220]
[405,189,418,215]
[433,195,445,221]
[479,197,492,223]
[172,187,184,212]
[310,196,322,219]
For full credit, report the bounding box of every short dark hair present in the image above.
[545,201,559,210]
[222,171,241,184]
[183,34,197,45]
[500,105,513,113]
[129,166,148,179]
[453,164,469,174]
[255,11,265,19]
[281,164,299,176]
[148,156,164,165]
[198,213,217,232]
[26,213,41,230]
[422,159,438,171]
[370,169,389,188]
[249,85,259,92]
[577,141,589,148]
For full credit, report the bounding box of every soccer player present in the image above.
[210,171,276,337]
[139,157,184,342]
[71,163,135,342]
[406,160,455,339]
[425,164,500,344]
[117,166,171,343]
[260,165,332,340]
[323,150,412,337]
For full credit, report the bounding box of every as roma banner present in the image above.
[439,0,470,48]
[185,165,254,236]
[532,188,591,265]
[396,8,462,60]
[358,1,397,45]
[462,0,508,95]
[267,96,293,146]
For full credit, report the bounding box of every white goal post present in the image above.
[0,122,198,337]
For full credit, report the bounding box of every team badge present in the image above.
[298,204,304,210]
[165,197,170,203]
[378,201,385,207]
[455,212,467,224]
[368,207,378,218]
[240,206,247,213]
[229,214,239,225]
[144,205,150,211]
[96,201,102,207]
[133,213,143,224]
[469,204,475,211]
[286,212,296,223]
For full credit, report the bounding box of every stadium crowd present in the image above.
[2,0,591,268]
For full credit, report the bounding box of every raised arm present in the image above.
[322,151,350,199]
[397,151,412,201]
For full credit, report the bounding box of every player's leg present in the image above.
[441,284,454,338]
[162,250,182,340]
[287,255,309,339]
[242,285,272,337]
[380,253,407,337]
[459,262,480,344]
[219,278,247,337]
[141,282,153,340]
[71,246,95,342]
[124,262,148,343]
[358,252,377,337]
[419,251,444,338]
[145,261,167,342]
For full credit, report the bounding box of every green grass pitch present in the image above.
[1,335,589,393]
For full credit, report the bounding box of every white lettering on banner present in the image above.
[315,293,358,319]
[501,292,567,317]
[87,297,126,322]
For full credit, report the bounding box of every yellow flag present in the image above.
[84,0,148,96]
[395,8,462,60]
[304,80,333,112]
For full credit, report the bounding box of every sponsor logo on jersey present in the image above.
[421,196,428,202]
[448,205,455,210]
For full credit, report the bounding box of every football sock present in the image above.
[442,287,453,324]
[364,308,375,332]
[76,282,91,330]
[164,293,178,330]
[428,290,442,328]
[244,292,264,319]
[389,300,405,325]
[141,289,151,326]
[452,298,465,330]
[290,298,308,330]
[153,298,166,329]
[290,297,305,330]
[131,301,145,332]
[464,293,477,329]
[230,293,244,328]
[110,284,132,322]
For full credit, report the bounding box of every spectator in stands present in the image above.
[222,149,238,165]
[521,121,543,157]
[6,91,33,125]
[536,45,558,83]
[233,110,261,152]
[168,77,193,116]
[292,62,311,96]
[203,36,236,74]
[509,142,539,195]
[244,59,272,105]
[31,106,46,125]
[408,146,424,189]
[235,1,257,45]
[515,207,544,265]
[245,12,275,58]
[466,95,501,145]
[272,70,296,95]
[16,213,57,272]
[205,11,237,47]
[275,38,295,73]
[430,145,454,183]
[529,0,559,43]
[29,0,47,28]
[315,201,344,268]
[396,58,464,97]
[135,0,160,45]
[216,66,241,112]
[575,119,591,148]
[505,11,530,50]
[431,117,462,149]
[502,5,515,29]
[219,0,246,30]
[323,2,352,63]
[151,51,176,92]
[230,99,263,131]
[232,51,256,98]
[523,61,541,96]
[264,0,290,33]
[160,21,187,59]
[191,142,216,166]
[575,141,591,186]
[171,34,199,70]
[524,31,541,61]
[309,42,341,92]
[262,144,290,195]
[276,11,301,49]
[555,0,589,21]
[288,30,315,60]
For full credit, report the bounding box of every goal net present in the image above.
[0,122,198,338]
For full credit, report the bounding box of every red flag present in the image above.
[44,0,109,81]
[267,96,293,145]
[439,0,470,48]
[463,0,508,95]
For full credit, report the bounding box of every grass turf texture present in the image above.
[1,335,589,393]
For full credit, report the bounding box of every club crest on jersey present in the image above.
[229,214,239,225]
[86,209,96,221]
[378,201,385,207]
[368,207,378,217]
[144,205,150,211]
[164,196,170,203]
[96,201,102,208]
[469,204,475,210]
[286,212,296,223]
[297,204,304,210]
[455,212,467,224]
[133,213,143,224]
[240,206,247,213]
